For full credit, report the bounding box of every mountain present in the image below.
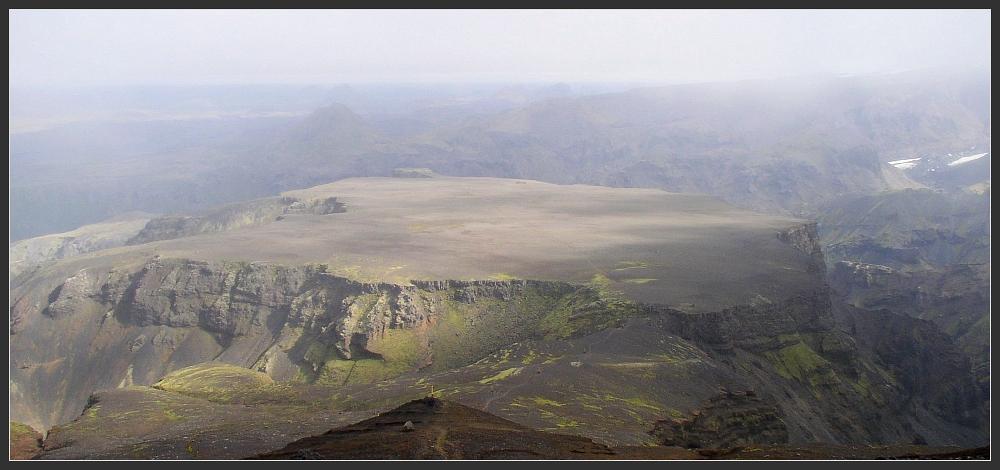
[10,175,988,460]
[9,69,991,459]
[234,68,988,221]
[816,188,990,270]
[11,68,989,242]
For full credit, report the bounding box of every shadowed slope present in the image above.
[251,396,698,460]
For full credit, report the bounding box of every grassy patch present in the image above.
[152,362,275,403]
[596,362,659,380]
[762,340,842,399]
[314,360,355,386]
[530,396,567,407]
[332,328,427,385]
[368,328,424,372]
[764,341,830,382]
[601,394,663,412]
[490,272,519,281]
[615,261,651,270]
[847,371,873,398]
[542,354,566,365]
[10,421,40,440]
[535,288,640,340]
[522,349,540,364]
[587,273,622,298]
[163,409,186,421]
[666,408,685,419]
[479,367,523,385]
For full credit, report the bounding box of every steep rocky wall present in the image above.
[829,260,990,394]
[9,257,607,433]
[776,222,826,276]
[651,290,833,352]
[840,305,986,429]
[647,282,988,447]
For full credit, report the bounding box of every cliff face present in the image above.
[637,224,987,446]
[829,261,991,398]
[648,290,987,447]
[776,222,826,276]
[9,257,619,433]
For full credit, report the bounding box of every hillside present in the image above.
[10,175,988,459]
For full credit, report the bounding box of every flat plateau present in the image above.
[50,176,822,312]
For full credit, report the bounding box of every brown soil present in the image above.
[9,422,44,460]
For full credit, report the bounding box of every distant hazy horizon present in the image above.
[10,10,991,88]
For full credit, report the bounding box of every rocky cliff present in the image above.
[829,261,990,396]
[9,256,627,433]
[11,250,988,450]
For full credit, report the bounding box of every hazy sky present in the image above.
[9,9,991,87]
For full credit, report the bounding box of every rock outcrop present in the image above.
[125,196,345,245]
[650,390,789,449]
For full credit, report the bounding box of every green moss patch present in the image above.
[153,362,275,403]
[479,367,523,385]
[10,421,40,441]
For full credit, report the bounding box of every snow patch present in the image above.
[948,153,988,166]
[887,158,921,170]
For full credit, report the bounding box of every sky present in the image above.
[9,9,992,87]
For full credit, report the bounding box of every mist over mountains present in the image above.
[10,68,989,243]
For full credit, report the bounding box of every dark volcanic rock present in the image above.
[651,389,789,449]
[829,261,991,398]
[838,305,987,431]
